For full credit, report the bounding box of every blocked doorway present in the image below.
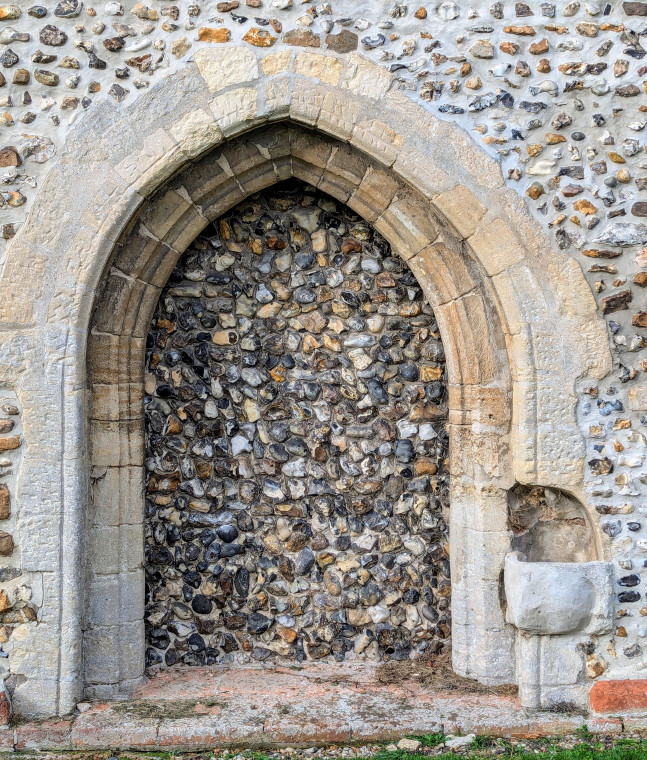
[143,180,451,669]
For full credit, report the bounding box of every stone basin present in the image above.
[504,552,614,636]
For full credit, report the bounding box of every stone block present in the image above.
[260,50,292,76]
[261,77,290,119]
[351,118,403,167]
[16,514,60,572]
[290,78,325,126]
[317,90,361,141]
[88,527,120,576]
[490,268,528,338]
[119,570,144,624]
[72,708,158,748]
[292,158,326,188]
[170,108,224,160]
[317,141,368,202]
[290,130,332,186]
[200,181,248,223]
[434,294,498,386]
[408,242,476,306]
[15,719,72,750]
[209,88,259,136]
[375,189,438,259]
[90,382,143,423]
[11,678,59,722]
[462,527,511,579]
[628,383,647,411]
[194,46,258,93]
[89,419,144,468]
[82,626,119,685]
[113,231,175,289]
[452,385,510,429]
[161,212,210,266]
[294,52,344,85]
[87,574,120,627]
[90,465,143,528]
[119,525,144,573]
[290,129,333,170]
[434,184,487,240]
[118,619,145,679]
[88,334,145,387]
[140,188,192,242]
[91,270,149,337]
[468,217,524,276]
[539,636,587,687]
[349,166,400,222]
[114,128,184,197]
[540,684,590,712]
[392,145,452,200]
[341,54,392,99]
[174,146,232,203]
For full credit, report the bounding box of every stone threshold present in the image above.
[0,665,632,752]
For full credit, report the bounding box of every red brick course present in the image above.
[591,679,647,713]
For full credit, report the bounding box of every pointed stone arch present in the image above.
[0,49,611,716]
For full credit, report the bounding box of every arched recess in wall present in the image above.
[0,51,612,716]
[143,178,453,668]
[86,122,515,698]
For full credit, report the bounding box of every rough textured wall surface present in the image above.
[1,0,647,714]
[144,181,450,667]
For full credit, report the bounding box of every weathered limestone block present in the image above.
[194,46,258,93]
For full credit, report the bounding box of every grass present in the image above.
[410,734,446,748]
[469,736,495,749]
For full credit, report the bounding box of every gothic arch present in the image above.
[0,49,611,715]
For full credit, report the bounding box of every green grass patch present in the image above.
[409,734,446,748]
[470,735,495,749]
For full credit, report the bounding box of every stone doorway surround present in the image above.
[0,48,611,719]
